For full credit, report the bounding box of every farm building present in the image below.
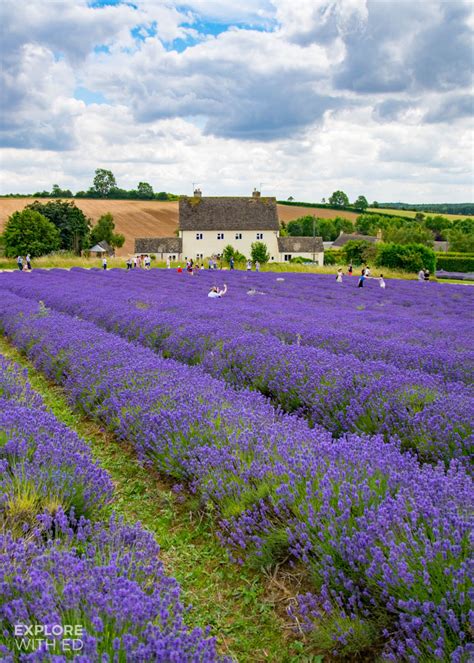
[277,236,324,262]
[134,189,324,264]
[331,232,379,248]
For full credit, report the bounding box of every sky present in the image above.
[0,0,473,203]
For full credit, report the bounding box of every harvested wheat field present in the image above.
[0,198,356,256]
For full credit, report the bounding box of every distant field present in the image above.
[0,198,357,255]
[369,207,472,220]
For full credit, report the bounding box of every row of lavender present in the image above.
[4,269,473,383]
[2,270,472,463]
[0,354,222,661]
[0,289,471,661]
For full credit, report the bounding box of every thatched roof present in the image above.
[332,233,378,248]
[179,196,279,231]
[277,236,324,253]
[135,237,182,253]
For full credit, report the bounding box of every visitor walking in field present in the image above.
[26,254,31,271]
[230,257,235,270]
[418,269,425,281]
[166,257,171,269]
[424,269,430,281]
[102,256,107,270]
[348,263,353,276]
[208,284,227,298]
[336,268,343,283]
[17,255,23,271]
[246,260,252,271]
[255,261,260,272]
[358,273,366,288]
[126,257,132,270]
[379,274,386,289]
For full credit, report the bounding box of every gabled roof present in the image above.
[179,196,279,231]
[135,237,182,253]
[332,233,378,248]
[97,240,113,252]
[90,244,106,253]
[277,236,324,253]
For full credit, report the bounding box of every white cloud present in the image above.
[0,0,472,202]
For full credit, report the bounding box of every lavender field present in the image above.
[0,268,473,662]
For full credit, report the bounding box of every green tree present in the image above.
[250,241,270,264]
[26,200,91,254]
[341,240,374,266]
[375,243,436,273]
[354,195,368,211]
[3,209,60,257]
[51,184,73,198]
[383,225,434,247]
[222,244,246,264]
[447,229,474,253]
[155,191,169,200]
[92,169,117,197]
[333,217,354,235]
[424,215,452,240]
[89,213,125,249]
[328,190,349,207]
[136,182,154,199]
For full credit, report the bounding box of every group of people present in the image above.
[336,264,386,288]
[16,254,31,271]
[126,255,151,270]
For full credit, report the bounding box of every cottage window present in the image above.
[235,233,242,240]
[217,233,225,240]
[170,255,176,261]
[284,254,292,261]
[257,232,264,240]
[196,233,203,240]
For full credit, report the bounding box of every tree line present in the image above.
[2,169,177,201]
[1,200,125,258]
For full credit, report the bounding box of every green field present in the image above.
[368,207,473,220]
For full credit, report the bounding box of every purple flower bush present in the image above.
[0,284,472,661]
[0,515,221,661]
[1,270,472,463]
[0,354,223,661]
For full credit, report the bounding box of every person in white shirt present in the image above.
[102,256,107,270]
[166,257,171,269]
[379,274,386,289]
[418,269,425,281]
[246,260,252,271]
[336,268,343,283]
[255,261,260,272]
[365,265,371,277]
[208,284,227,298]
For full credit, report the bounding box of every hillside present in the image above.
[0,198,357,256]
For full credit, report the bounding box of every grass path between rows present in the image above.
[0,334,321,663]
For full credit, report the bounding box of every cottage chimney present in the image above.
[193,188,202,197]
[252,188,261,198]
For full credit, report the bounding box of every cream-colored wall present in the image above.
[279,251,324,265]
[182,229,280,260]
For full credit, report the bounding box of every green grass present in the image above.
[368,207,472,220]
[0,335,311,662]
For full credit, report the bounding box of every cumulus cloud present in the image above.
[0,0,472,201]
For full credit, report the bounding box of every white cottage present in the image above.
[135,189,324,265]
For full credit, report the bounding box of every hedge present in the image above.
[375,243,436,273]
[436,255,474,272]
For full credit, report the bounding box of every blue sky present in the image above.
[1,0,473,202]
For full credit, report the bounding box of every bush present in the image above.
[436,255,474,273]
[4,209,61,257]
[323,249,342,265]
[341,240,375,266]
[375,243,436,273]
[250,241,270,264]
[290,256,313,264]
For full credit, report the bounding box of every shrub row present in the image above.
[0,288,472,661]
